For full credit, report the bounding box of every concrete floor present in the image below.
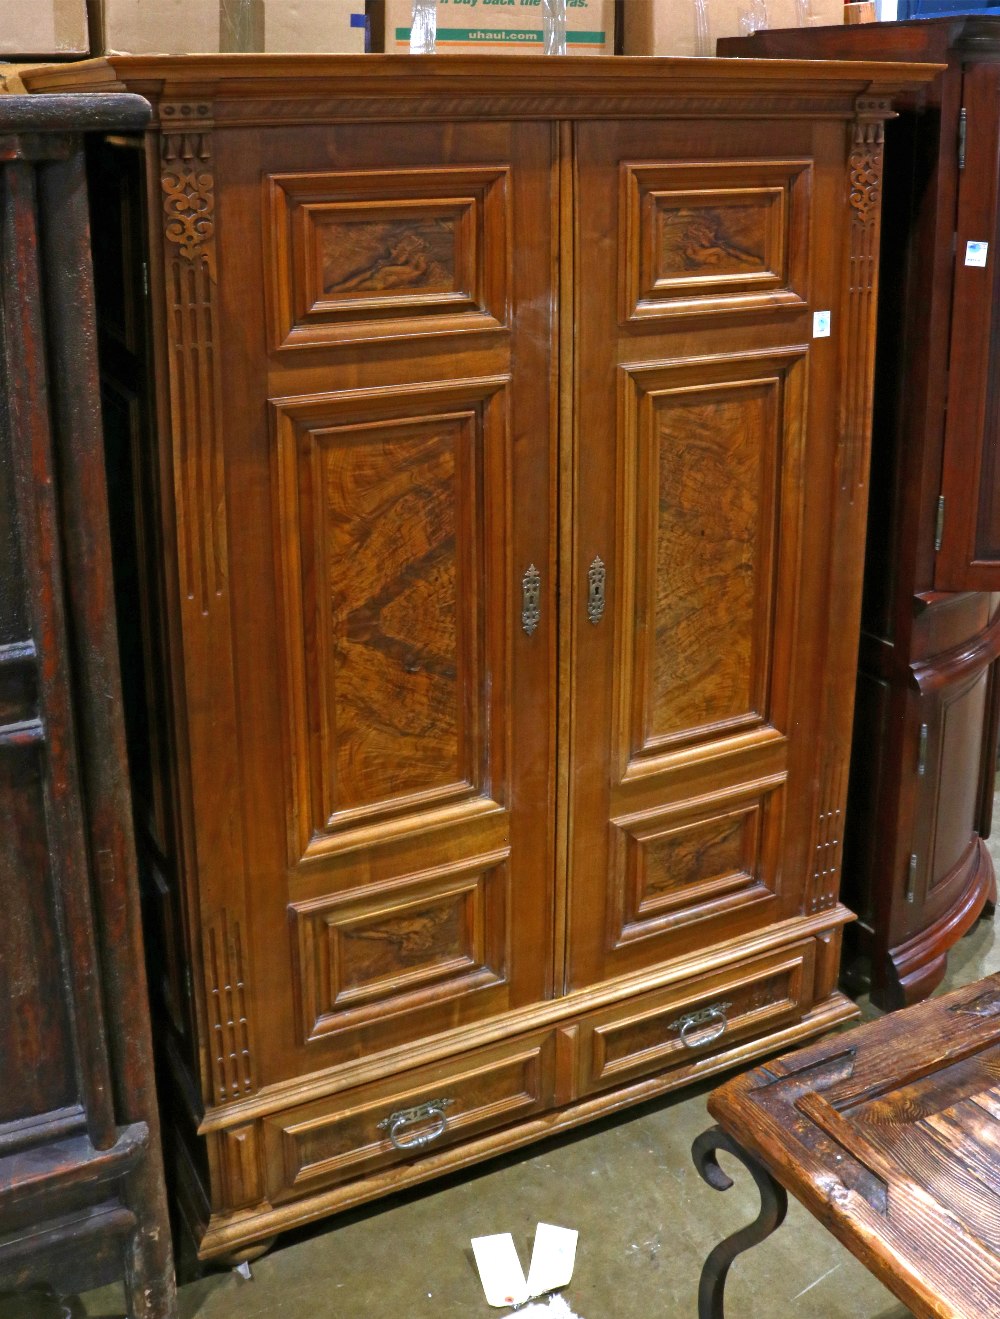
[7,859,1000,1319]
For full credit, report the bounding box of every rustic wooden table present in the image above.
[694,975,1000,1318]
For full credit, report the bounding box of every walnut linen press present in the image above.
[22,54,936,1260]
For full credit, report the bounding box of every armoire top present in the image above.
[20,53,940,124]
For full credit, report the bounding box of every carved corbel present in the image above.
[839,94,892,496]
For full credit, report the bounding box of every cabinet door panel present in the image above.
[566,120,847,991]
[272,376,510,858]
[193,121,556,1087]
[902,661,993,933]
[620,350,803,764]
[937,62,1000,589]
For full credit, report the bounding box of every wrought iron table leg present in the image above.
[692,1124,788,1319]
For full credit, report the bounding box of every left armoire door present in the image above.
[174,118,559,1095]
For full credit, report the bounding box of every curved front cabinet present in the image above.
[881,612,1000,1005]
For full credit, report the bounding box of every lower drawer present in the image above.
[263,1028,558,1202]
[576,941,816,1097]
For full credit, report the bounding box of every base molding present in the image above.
[187,989,858,1261]
[882,839,997,1010]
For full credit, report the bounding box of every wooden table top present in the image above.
[708,975,1000,1319]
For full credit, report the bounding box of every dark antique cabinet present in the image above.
[0,96,175,1314]
[721,19,1000,1009]
[22,54,934,1261]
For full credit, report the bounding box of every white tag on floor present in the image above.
[525,1222,578,1298]
[516,1297,583,1319]
[471,1232,529,1308]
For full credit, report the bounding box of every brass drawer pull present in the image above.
[377,1097,454,1151]
[670,1001,732,1049]
[522,563,541,636]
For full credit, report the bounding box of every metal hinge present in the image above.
[141,261,150,298]
[934,495,945,552]
[959,107,967,171]
[906,854,919,904]
[184,965,194,1000]
[917,723,929,776]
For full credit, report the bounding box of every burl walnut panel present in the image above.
[290,849,510,1042]
[611,779,785,949]
[273,377,509,855]
[621,348,805,763]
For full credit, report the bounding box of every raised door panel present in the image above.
[193,120,555,1091]
[620,352,802,763]
[272,377,510,861]
[266,165,510,348]
[566,119,851,991]
[899,659,995,940]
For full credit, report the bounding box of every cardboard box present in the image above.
[382,0,614,55]
[845,1,876,20]
[89,0,368,54]
[623,0,844,57]
[2,0,88,57]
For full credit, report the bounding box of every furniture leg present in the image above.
[691,1125,788,1319]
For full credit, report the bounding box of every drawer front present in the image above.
[263,1030,557,1200]
[577,942,815,1097]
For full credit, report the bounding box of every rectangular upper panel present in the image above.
[266,166,510,348]
[621,159,811,322]
[272,376,510,862]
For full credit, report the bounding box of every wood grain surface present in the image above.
[35,54,938,1260]
[709,973,1000,1319]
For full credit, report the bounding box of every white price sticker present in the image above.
[813,310,831,338]
[966,241,989,267]
[525,1223,579,1298]
[471,1233,529,1309]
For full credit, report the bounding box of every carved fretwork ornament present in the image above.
[205,911,256,1104]
[809,754,846,913]
[848,96,890,228]
[837,95,892,499]
[160,100,216,277]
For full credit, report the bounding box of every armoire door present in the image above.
[564,118,853,991]
[176,119,559,1098]
[936,60,1000,591]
